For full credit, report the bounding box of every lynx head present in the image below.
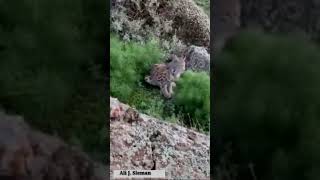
[168,54,186,78]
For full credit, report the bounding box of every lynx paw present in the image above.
[163,91,172,99]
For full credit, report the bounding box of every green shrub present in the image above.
[215,30,320,180]
[110,35,164,101]
[174,71,210,131]
[127,88,165,119]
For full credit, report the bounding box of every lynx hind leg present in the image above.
[160,83,172,98]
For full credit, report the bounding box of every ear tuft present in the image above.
[183,56,186,61]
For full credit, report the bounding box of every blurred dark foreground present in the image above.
[214,30,320,180]
[0,1,107,179]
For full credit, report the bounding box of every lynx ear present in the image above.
[181,55,186,61]
[170,54,180,62]
[172,54,178,59]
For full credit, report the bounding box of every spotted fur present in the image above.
[145,54,186,98]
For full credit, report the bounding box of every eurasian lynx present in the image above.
[145,54,186,98]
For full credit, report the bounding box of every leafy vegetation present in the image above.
[110,35,163,100]
[175,71,210,131]
[215,30,320,180]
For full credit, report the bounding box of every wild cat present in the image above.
[145,54,186,98]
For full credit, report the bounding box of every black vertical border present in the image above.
[210,0,217,179]
[210,0,216,179]
[106,0,111,179]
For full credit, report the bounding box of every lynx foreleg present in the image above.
[161,83,172,98]
[167,82,176,96]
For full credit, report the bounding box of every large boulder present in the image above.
[184,45,210,73]
[111,0,210,49]
[110,97,210,179]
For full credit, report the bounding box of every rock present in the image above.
[110,97,210,179]
[111,0,210,49]
[0,110,106,180]
[184,45,210,73]
[170,0,210,48]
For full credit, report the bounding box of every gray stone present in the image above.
[110,97,210,179]
[184,45,210,73]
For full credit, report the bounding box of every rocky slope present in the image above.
[110,97,210,179]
